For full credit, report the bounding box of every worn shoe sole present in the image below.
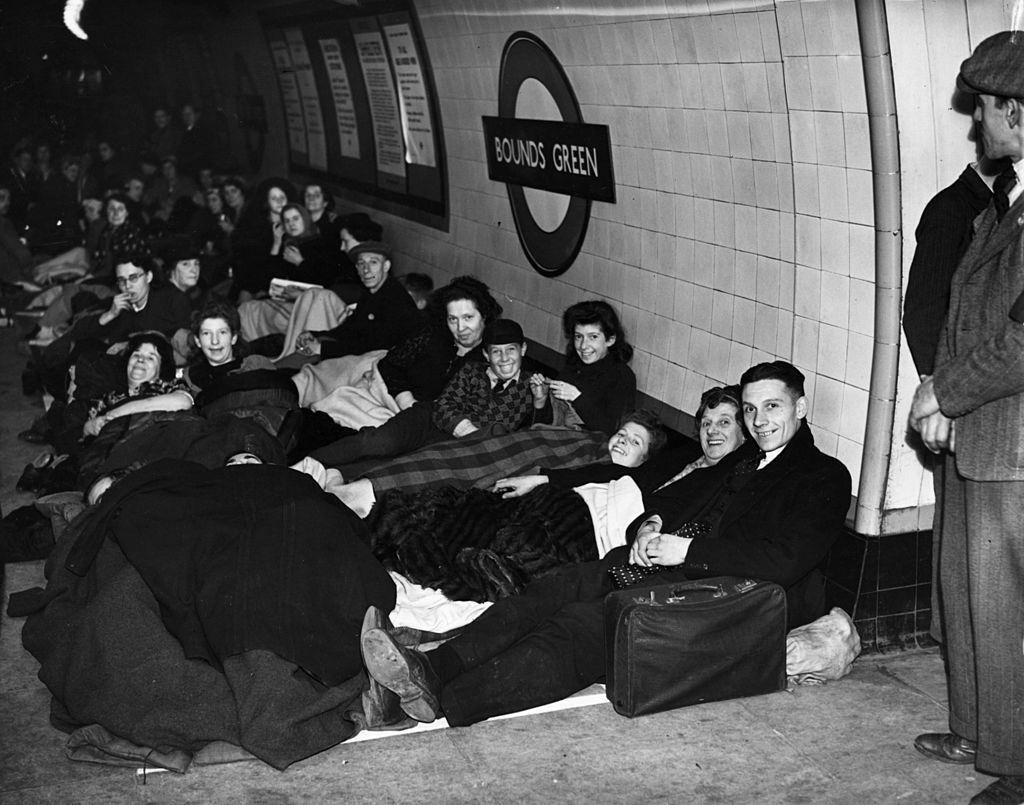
[361,628,439,723]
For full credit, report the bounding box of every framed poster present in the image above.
[260,1,447,229]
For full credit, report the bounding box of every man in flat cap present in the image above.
[295,240,420,359]
[909,30,1024,805]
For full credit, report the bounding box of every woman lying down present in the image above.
[367,387,747,602]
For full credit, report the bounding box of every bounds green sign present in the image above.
[482,116,615,203]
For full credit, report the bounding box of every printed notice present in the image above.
[284,28,328,170]
[318,38,360,159]
[383,22,436,167]
[354,29,406,185]
[269,37,308,160]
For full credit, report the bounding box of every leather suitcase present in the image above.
[604,576,787,717]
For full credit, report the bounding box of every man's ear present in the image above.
[796,395,808,419]
[230,333,238,345]
[520,342,527,357]
[193,334,201,349]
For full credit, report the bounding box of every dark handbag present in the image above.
[604,576,787,717]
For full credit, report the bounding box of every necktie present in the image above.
[994,167,1017,221]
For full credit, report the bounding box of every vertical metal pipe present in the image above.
[854,0,902,535]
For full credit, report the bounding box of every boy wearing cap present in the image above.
[433,318,545,437]
[909,30,1024,804]
[294,240,420,360]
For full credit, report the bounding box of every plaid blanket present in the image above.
[346,426,611,494]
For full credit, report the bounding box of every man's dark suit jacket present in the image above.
[627,424,851,628]
[903,165,992,375]
[314,274,420,359]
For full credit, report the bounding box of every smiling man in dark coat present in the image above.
[358,360,851,728]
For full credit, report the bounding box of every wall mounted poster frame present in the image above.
[259,1,447,229]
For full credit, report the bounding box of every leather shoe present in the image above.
[970,776,1024,805]
[361,607,441,723]
[914,732,977,764]
[358,607,414,730]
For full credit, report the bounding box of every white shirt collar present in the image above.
[1008,158,1024,207]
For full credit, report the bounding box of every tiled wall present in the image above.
[371,0,872,494]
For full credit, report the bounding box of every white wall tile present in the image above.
[848,277,874,337]
[801,1,836,55]
[706,111,731,157]
[849,223,875,281]
[691,283,713,331]
[727,112,753,159]
[818,322,849,380]
[836,54,868,113]
[776,1,808,56]
[789,110,818,164]
[742,63,771,113]
[793,163,821,216]
[733,295,755,345]
[846,331,873,390]
[811,374,844,433]
[757,208,781,259]
[783,57,813,110]
[753,160,780,209]
[758,9,782,62]
[714,200,736,246]
[819,218,850,275]
[846,168,875,226]
[754,302,778,353]
[755,255,780,306]
[793,314,819,370]
[820,272,851,329]
[735,12,765,62]
[721,63,748,110]
[839,384,869,443]
[699,63,726,109]
[735,205,759,255]
[794,265,821,318]
[814,111,847,167]
[818,165,850,221]
[670,17,699,63]
[809,55,844,112]
[843,113,871,170]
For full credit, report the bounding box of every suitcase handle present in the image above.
[665,578,758,603]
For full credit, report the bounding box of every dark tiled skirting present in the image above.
[825,527,937,654]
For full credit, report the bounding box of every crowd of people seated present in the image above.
[0,119,853,770]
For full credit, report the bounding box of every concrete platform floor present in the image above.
[0,327,980,804]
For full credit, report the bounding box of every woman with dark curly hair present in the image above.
[533,300,636,436]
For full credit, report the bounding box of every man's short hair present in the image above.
[740,361,805,398]
[116,254,153,273]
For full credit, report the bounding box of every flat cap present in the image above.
[348,240,391,262]
[957,31,1024,97]
[482,318,525,346]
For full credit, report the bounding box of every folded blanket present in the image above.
[347,426,611,495]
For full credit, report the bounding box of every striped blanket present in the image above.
[343,426,611,495]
